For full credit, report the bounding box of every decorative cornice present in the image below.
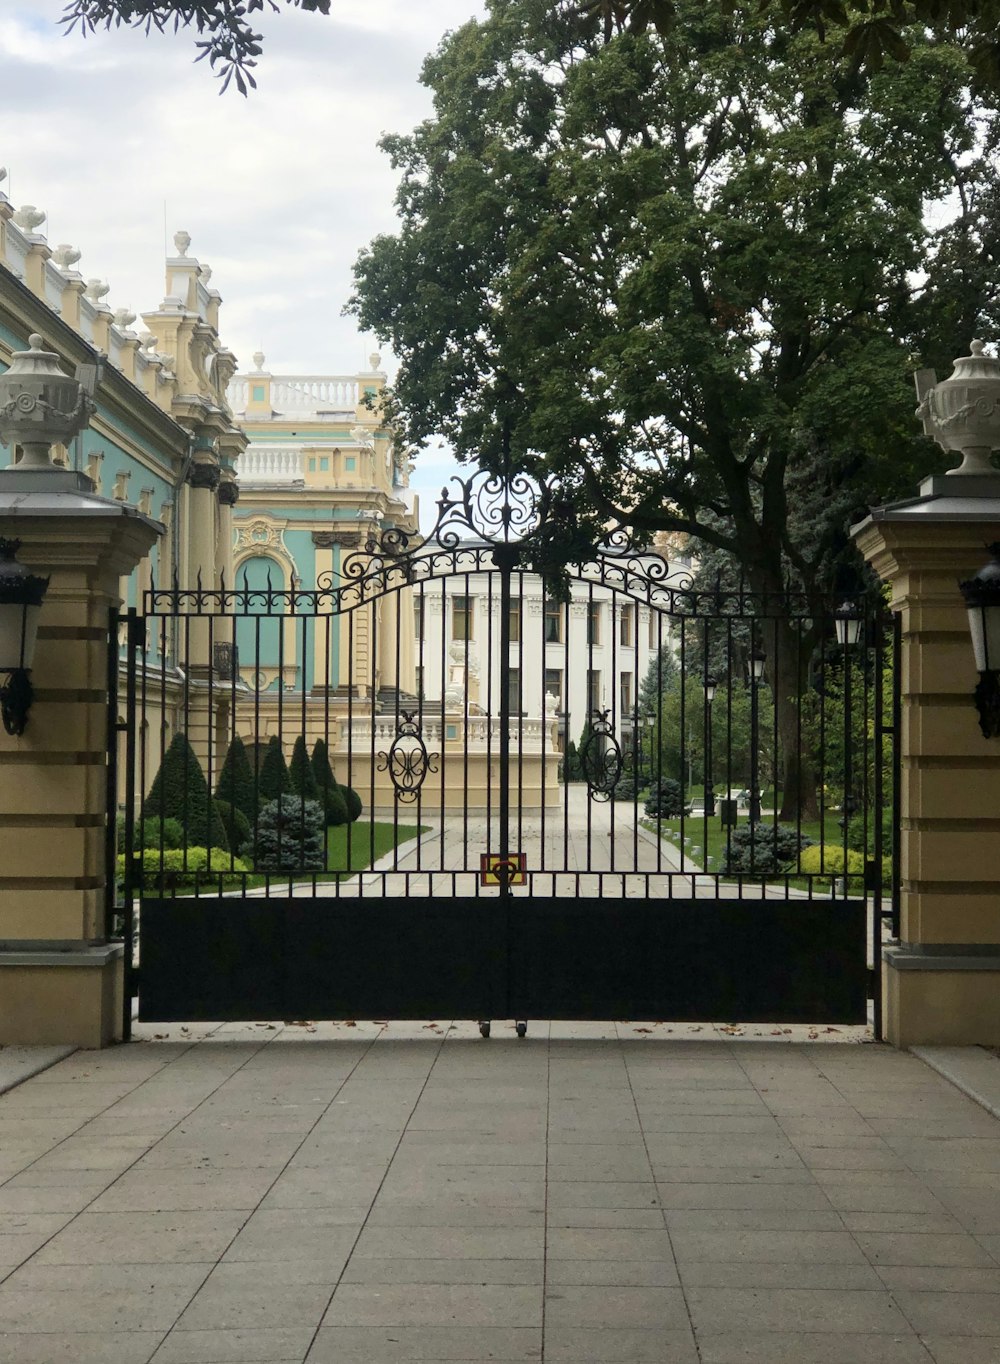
[312,530,362,548]
[187,461,221,491]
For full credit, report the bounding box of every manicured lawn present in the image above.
[317,820,426,878]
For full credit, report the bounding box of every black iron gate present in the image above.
[117,469,898,1035]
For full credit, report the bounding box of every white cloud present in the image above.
[1,0,484,521]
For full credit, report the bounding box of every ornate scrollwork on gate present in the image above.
[376,712,439,803]
[579,709,624,803]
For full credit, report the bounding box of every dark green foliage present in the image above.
[846,806,894,856]
[139,816,184,850]
[253,795,326,872]
[215,799,252,858]
[310,737,336,793]
[258,735,291,804]
[324,785,350,827]
[720,824,814,877]
[645,777,689,818]
[141,733,228,852]
[614,774,637,801]
[215,735,257,822]
[340,785,363,822]
[560,740,582,782]
[289,734,320,801]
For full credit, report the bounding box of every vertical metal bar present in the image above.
[104,607,121,942]
[121,608,140,1043]
[891,612,902,941]
[497,550,513,896]
[872,604,885,1040]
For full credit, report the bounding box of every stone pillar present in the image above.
[0,495,159,1047]
[380,589,399,690]
[854,340,1000,1047]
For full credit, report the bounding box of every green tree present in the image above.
[215,734,257,822]
[61,0,330,93]
[310,737,337,796]
[289,735,320,802]
[258,735,291,804]
[142,732,229,850]
[351,0,999,814]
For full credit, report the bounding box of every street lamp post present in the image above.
[704,675,717,816]
[834,600,863,838]
[748,648,765,823]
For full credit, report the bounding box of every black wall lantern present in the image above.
[959,544,1000,739]
[0,538,49,736]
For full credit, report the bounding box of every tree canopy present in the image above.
[61,0,330,92]
[351,0,999,602]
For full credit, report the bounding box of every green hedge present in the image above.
[796,845,866,877]
[118,846,250,891]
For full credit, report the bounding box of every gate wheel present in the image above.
[516,1021,527,1038]
[478,1020,491,1038]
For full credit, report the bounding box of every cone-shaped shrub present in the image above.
[215,799,252,858]
[310,737,346,824]
[340,785,363,823]
[310,738,336,794]
[289,735,320,802]
[141,733,228,851]
[214,735,257,822]
[258,735,291,804]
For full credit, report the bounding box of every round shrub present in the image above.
[797,845,866,878]
[215,799,252,858]
[614,775,637,801]
[138,816,184,851]
[340,785,363,823]
[720,823,813,876]
[645,777,689,819]
[324,785,349,828]
[253,795,326,872]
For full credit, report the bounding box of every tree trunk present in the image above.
[772,617,821,823]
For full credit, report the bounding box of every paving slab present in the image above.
[1,1028,1000,1362]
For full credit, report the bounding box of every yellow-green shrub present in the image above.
[117,846,250,891]
[796,845,866,877]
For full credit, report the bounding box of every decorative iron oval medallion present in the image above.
[377,712,439,803]
[580,709,623,803]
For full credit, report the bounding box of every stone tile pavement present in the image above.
[2,1021,1000,1362]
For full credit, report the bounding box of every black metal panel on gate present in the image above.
[138,896,508,1022]
[509,898,867,1025]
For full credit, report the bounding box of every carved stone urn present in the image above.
[915,340,1000,476]
[0,335,94,470]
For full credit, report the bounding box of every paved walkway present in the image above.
[3,1025,1000,1362]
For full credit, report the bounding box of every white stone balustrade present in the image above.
[237,446,305,483]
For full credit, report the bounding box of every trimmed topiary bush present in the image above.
[142,733,228,852]
[215,735,257,822]
[253,795,326,872]
[644,777,689,819]
[720,823,813,876]
[258,735,291,804]
[614,775,637,801]
[138,816,184,851]
[118,846,250,891]
[290,735,320,802]
[797,845,866,877]
[324,785,350,828]
[215,799,252,859]
[339,785,363,823]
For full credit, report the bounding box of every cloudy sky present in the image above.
[2,0,485,517]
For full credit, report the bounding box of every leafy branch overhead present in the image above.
[585,0,1000,89]
[60,0,331,93]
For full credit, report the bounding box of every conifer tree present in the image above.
[214,734,256,822]
[142,732,228,850]
[258,735,291,805]
[289,735,320,802]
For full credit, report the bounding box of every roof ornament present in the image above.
[173,230,191,257]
